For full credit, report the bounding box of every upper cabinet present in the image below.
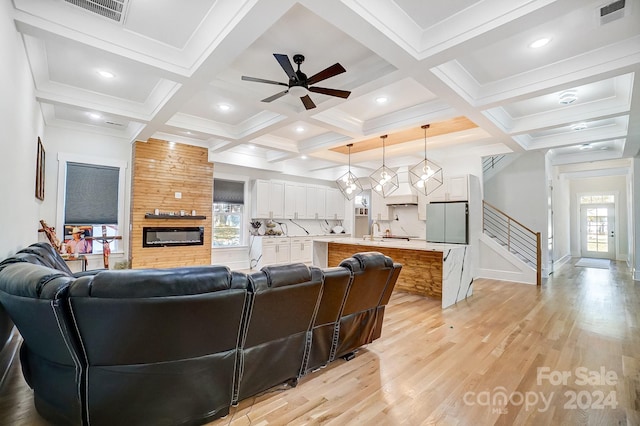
[253,179,342,220]
[284,182,307,219]
[419,175,470,220]
[306,185,327,220]
[325,188,345,220]
[427,175,468,203]
[370,190,391,221]
[252,179,285,219]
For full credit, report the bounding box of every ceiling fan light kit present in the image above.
[369,135,399,198]
[241,53,351,110]
[336,143,363,200]
[409,124,443,196]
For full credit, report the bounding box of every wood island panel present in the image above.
[328,242,443,299]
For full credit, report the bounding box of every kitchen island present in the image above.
[313,237,473,309]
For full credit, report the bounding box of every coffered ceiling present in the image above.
[11,0,640,180]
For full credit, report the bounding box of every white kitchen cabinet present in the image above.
[284,182,307,219]
[325,188,345,220]
[306,185,327,219]
[370,190,391,221]
[290,237,313,263]
[252,179,285,218]
[428,175,468,202]
[418,192,427,221]
[260,238,290,266]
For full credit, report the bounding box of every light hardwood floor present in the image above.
[1,259,638,425]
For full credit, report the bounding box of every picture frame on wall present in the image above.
[35,137,45,200]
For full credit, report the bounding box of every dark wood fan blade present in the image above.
[308,86,351,99]
[300,95,316,110]
[241,76,288,87]
[274,54,298,82]
[306,63,346,85]
[262,90,288,102]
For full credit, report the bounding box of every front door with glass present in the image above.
[580,203,615,260]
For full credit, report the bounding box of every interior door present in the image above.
[580,203,615,259]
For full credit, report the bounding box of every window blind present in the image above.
[65,162,119,224]
[214,179,244,204]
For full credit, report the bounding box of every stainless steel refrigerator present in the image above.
[426,201,468,244]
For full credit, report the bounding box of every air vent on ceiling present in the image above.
[64,0,129,23]
[105,121,124,127]
[599,0,626,25]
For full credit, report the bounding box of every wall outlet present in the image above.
[175,192,182,199]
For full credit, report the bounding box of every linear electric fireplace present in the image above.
[143,227,204,247]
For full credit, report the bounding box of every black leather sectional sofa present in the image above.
[0,242,402,426]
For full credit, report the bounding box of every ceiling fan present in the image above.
[241,53,351,110]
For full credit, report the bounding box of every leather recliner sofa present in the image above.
[0,243,402,426]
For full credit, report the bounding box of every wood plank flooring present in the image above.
[0,259,638,425]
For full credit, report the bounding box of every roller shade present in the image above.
[214,179,244,204]
[65,162,119,224]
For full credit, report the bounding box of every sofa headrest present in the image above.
[70,266,248,298]
[19,242,73,275]
[0,263,74,299]
[339,252,392,273]
[260,263,321,288]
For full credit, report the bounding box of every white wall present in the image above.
[483,152,549,275]
[551,170,571,264]
[0,3,46,257]
[41,126,133,266]
[633,156,640,280]
[568,175,628,261]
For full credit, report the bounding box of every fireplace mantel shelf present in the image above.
[144,214,207,220]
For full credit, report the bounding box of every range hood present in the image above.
[385,167,418,206]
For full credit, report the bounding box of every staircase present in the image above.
[482,201,541,286]
[482,154,521,183]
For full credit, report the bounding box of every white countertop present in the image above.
[313,237,467,252]
[253,233,351,239]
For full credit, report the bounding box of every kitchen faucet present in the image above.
[370,221,380,241]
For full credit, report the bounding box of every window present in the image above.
[580,195,614,204]
[58,154,127,255]
[213,179,245,247]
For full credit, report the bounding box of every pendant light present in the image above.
[336,143,363,200]
[409,124,443,195]
[369,135,398,197]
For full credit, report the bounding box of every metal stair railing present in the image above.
[482,200,542,286]
[482,155,506,174]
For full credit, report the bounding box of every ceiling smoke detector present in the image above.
[64,0,129,23]
[558,90,578,105]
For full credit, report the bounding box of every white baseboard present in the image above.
[476,268,536,285]
[552,254,572,271]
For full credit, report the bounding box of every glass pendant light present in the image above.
[409,124,443,195]
[369,135,399,197]
[335,143,363,200]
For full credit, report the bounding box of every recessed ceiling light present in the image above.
[375,96,388,104]
[579,143,592,150]
[87,112,101,120]
[571,123,587,131]
[97,70,115,79]
[558,90,578,105]
[301,155,308,159]
[218,104,231,111]
[248,144,255,150]
[295,126,305,133]
[529,38,551,49]
[185,131,192,135]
